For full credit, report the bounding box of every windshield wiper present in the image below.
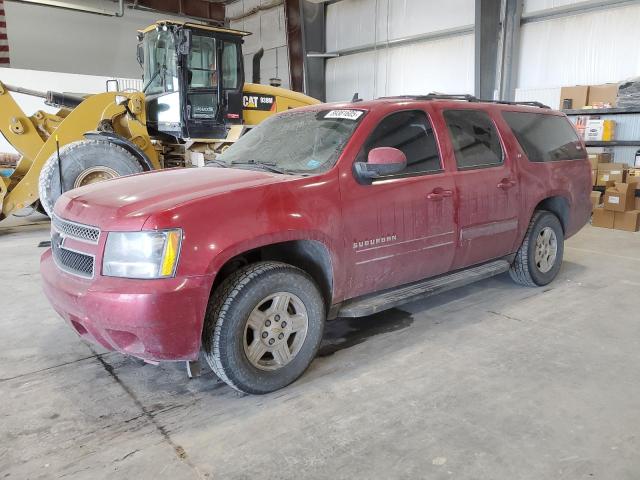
[142,64,167,93]
[230,159,288,174]
[205,158,229,168]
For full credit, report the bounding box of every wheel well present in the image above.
[211,240,334,305]
[535,196,569,232]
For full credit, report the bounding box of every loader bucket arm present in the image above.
[0,86,159,219]
[0,81,46,164]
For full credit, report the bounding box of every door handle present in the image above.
[427,188,453,201]
[497,179,516,190]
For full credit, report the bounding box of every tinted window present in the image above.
[364,110,441,176]
[502,111,584,162]
[444,110,503,169]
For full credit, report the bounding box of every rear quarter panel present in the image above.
[492,110,592,242]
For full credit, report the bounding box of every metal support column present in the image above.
[475,0,501,100]
[299,0,326,101]
[497,0,523,101]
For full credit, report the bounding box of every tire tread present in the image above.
[509,210,553,287]
[203,261,311,393]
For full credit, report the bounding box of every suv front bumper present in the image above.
[40,249,211,362]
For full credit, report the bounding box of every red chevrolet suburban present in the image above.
[41,95,592,394]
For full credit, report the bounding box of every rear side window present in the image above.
[502,111,584,162]
[443,110,503,169]
[364,110,441,176]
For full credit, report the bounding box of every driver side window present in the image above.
[364,110,442,177]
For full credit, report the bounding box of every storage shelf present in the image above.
[593,185,640,197]
[585,141,640,147]
[563,107,640,115]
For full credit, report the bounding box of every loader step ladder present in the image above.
[337,259,511,318]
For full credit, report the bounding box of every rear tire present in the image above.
[509,210,564,287]
[203,261,325,394]
[38,139,143,217]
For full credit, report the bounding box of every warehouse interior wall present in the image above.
[227,0,290,89]
[516,2,640,107]
[324,0,474,102]
[3,0,190,78]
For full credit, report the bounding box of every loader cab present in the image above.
[138,21,247,141]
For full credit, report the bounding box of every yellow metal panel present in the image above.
[0,81,45,163]
[138,21,251,37]
[242,83,321,126]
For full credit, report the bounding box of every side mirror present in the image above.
[354,147,407,182]
[136,43,144,68]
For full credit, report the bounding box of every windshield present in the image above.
[142,29,179,95]
[217,109,365,174]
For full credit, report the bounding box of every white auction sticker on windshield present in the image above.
[324,110,364,120]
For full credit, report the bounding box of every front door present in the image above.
[440,108,521,269]
[339,109,458,299]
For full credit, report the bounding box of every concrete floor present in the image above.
[1,213,639,480]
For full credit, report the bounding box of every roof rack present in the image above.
[380,93,550,109]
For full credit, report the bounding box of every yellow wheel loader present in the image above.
[0,20,320,220]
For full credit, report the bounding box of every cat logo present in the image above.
[242,94,276,111]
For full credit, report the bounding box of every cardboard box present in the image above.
[597,163,627,186]
[585,119,615,141]
[588,83,618,108]
[604,182,636,212]
[588,153,612,169]
[636,197,640,210]
[628,175,640,189]
[591,168,598,186]
[590,191,602,210]
[575,115,589,139]
[560,86,589,110]
[592,206,614,228]
[613,210,640,232]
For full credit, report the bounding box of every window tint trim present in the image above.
[443,108,505,171]
[358,108,444,181]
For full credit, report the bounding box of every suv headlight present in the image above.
[102,229,182,279]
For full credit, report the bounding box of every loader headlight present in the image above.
[102,229,182,279]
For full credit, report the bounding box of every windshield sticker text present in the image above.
[324,110,364,121]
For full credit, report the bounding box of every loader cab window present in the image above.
[222,42,241,90]
[188,35,218,89]
[142,29,179,95]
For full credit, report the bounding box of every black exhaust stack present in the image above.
[252,48,264,84]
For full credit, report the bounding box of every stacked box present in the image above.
[589,153,611,186]
[597,163,627,186]
[593,181,640,232]
[585,119,615,141]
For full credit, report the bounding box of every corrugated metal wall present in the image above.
[324,0,475,102]
[516,2,640,107]
[227,0,290,89]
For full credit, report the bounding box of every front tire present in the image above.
[509,210,564,287]
[203,262,325,394]
[38,139,143,217]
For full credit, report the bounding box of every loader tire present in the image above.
[38,139,143,217]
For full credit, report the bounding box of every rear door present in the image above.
[440,108,521,269]
[339,108,457,298]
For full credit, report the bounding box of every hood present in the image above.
[54,167,287,231]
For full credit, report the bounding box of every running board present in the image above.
[337,259,511,318]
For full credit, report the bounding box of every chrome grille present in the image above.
[52,215,100,244]
[51,232,95,278]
